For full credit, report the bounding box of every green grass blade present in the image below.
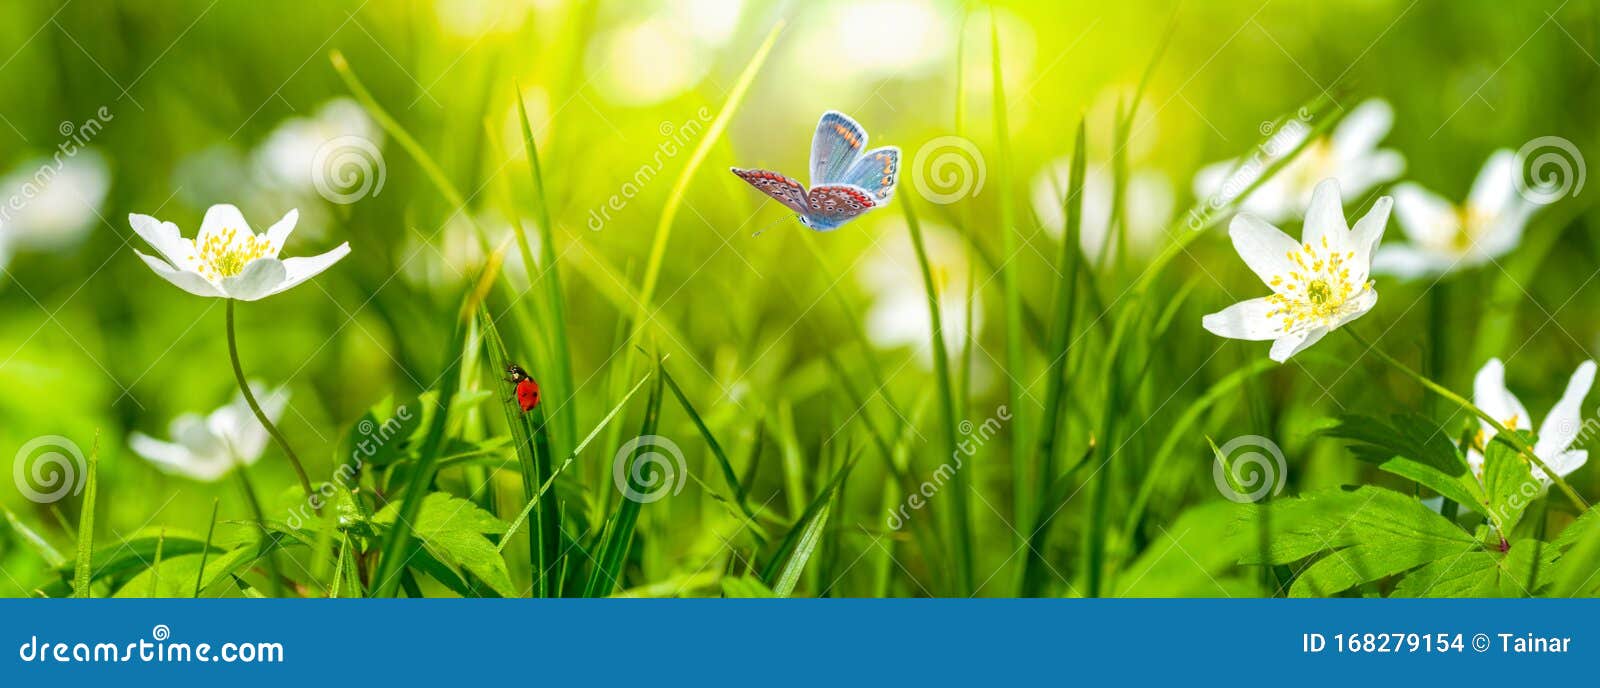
[583,358,667,597]
[1032,119,1086,534]
[514,88,578,459]
[662,365,752,517]
[3,507,65,569]
[372,302,470,598]
[759,449,861,584]
[631,21,783,341]
[902,193,972,594]
[990,11,1028,570]
[192,499,219,598]
[499,371,652,554]
[481,306,561,597]
[773,504,830,598]
[72,435,99,598]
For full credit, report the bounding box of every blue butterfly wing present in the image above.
[801,184,878,231]
[731,167,810,215]
[838,146,900,203]
[810,111,869,185]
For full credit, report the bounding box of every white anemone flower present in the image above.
[1030,161,1174,265]
[1467,358,1594,488]
[859,223,983,368]
[1372,150,1533,279]
[254,98,381,194]
[1202,179,1392,362]
[0,150,111,267]
[129,204,350,300]
[1194,99,1404,224]
[128,383,288,482]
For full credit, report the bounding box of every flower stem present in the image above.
[1343,328,1590,511]
[226,300,314,499]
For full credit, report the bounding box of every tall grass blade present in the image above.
[480,306,561,597]
[71,434,99,598]
[989,10,1029,570]
[902,193,972,593]
[662,365,752,517]
[583,357,667,597]
[372,302,470,597]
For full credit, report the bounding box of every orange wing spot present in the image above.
[881,176,890,185]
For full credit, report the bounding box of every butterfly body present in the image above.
[731,110,899,231]
[504,362,541,413]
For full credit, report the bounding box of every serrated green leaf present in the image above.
[1393,540,1550,598]
[1482,433,1540,534]
[376,492,514,597]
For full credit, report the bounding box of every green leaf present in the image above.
[1115,501,1257,597]
[72,444,99,598]
[1481,433,1540,534]
[2,507,65,568]
[1236,486,1478,597]
[773,504,830,598]
[1393,540,1551,598]
[1547,508,1600,596]
[376,492,515,598]
[1325,414,1485,515]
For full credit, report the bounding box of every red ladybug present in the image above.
[504,362,541,413]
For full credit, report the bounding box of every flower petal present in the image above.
[128,213,195,268]
[1202,296,1281,341]
[267,242,351,297]
[266,208,299,256]
[1331,99,1393,160]
[1228,214,1299,288]
[135,249,225,298]
[1391,183,1457,248]
[1348,195,1392,280]
[1473,358,1530,440]
[1469,149,1518,217]
[1535,360,1597,459]
[220,257,287,301]
[1301,178,1349,248]
[1539,450,1588,484]
[129,432,231,482]
[1269,327,1326,363]
[198,203,253,243]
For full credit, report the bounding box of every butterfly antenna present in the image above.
[752,215,797,238]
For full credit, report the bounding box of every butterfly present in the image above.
[731,110,899,231]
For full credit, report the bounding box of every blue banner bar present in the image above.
[3,600,1592,685]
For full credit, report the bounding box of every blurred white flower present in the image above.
[254,98,382,194]
[129,382,288,482]
[1030,160,1174,265]
[1194,99,1404,224]
[1467,358,1594,488]
[859,223,983,368]
[1372,150,1533,279]
[0,150,111,266]
[1202,179,1391,362]
[129,204,350,300]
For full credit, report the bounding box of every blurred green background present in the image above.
[2,0,1599,597]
